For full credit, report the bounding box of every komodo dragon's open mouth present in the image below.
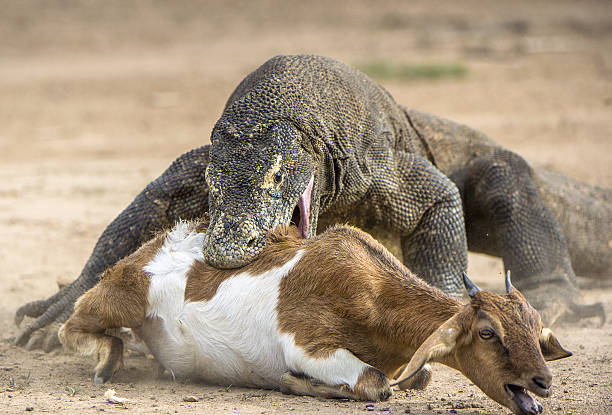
[291,175,314,238]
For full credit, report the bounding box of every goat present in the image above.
[59,219,572,415]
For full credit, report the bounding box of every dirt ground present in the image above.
[1,1,611,414]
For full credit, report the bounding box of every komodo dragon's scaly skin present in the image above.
[16,55,609,351]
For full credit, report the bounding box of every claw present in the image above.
[563,301,606,326]
[15,299,51,327]
[42,324,62,352]
[25,331,45,351]
[15,326,35,348]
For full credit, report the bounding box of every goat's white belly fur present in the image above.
[137,222,369,389]
[141,256,302,388]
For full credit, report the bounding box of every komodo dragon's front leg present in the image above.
[14,146,211,350]
[369,152,468,294]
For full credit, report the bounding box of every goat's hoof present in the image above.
[397,364,432,391]
[355,367,392,401]
[93,374,107,385]
[378,385,392,401]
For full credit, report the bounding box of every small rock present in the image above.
[366,408,374,412]
[427,403,433,410]
[183,396,199,402]
[25,408,34,412]
[471,403,484,408]
[365,404,375,408]
[450,410,458,414]
[404,409,411,414]
[380,408,390,412]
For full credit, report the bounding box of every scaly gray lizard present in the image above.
[16,55,609,351]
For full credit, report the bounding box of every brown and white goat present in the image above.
[59,220,572,415]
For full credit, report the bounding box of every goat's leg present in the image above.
[395,363,432,391]
[281,346,391,401]
[58,314,124,384]
[279,372,358,399]
[16,145,210,350]
[58,266,149,384]
[280,366,391,401]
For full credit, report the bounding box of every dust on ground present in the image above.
[1,1,611,414]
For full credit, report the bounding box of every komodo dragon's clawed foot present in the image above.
[523,285,606,327]
[15,291,76,351]
[562,301,606,325]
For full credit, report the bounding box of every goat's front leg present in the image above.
[394,363,432,390]
[279,366,391,401]
[59,313,124,384]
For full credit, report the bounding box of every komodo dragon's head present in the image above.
[203,54,396,268]
[204,120,316,268]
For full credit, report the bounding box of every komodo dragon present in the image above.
[16,54,609,351]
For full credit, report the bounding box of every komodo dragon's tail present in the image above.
[535,167,612,280]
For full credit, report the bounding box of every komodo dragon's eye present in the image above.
[274,171,283,184]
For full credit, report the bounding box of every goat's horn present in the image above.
[462,272,480,298]
[505,270,514,294]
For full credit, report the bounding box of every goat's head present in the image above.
[401,272,572,415]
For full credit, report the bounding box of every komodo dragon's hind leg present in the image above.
[463,149,604,325]
[15,145,211,351]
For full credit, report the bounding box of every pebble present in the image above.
[183,396,199,402]
[25,408,34,412]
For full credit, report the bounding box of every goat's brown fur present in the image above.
[60,221,572,414]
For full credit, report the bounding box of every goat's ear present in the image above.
[539,328,572,361]
[392,313,464,386]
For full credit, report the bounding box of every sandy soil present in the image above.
[1,1,611,414]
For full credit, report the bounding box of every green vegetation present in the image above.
[6,372,31,391]
[357,61,468,82]
[65,385,80,396]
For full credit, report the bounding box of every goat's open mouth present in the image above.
[290,175,314,238]
[505,384,544,415]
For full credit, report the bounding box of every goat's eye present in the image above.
[479,329,495,340]
[274,171,283,184]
